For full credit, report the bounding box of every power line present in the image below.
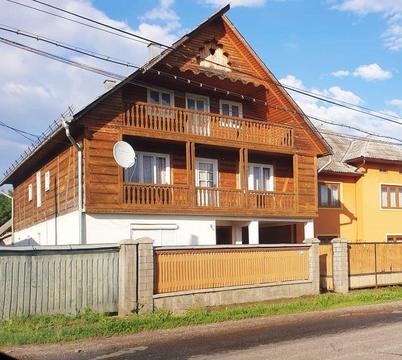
[0,120,39,141]
[5,0,150,46]
[1,34,401,144]
[0,25,141,69]
[15,0,402,127]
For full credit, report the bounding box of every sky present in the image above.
[0,0,402,188]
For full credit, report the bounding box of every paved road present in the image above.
[5,301,402,360]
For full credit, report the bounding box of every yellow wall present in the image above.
[315,162,402,242]
[315,175,358,241]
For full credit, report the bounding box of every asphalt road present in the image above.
[5,301,402,360]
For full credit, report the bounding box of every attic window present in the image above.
[198,39,230,72]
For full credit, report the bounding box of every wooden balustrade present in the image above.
[248,191,296,212]
[123,102,293,148]
[123,183,191,208]
[123,183,296,213]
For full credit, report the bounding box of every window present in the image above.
[317,235,338,244]
[248,164,274,191]
[186,93,209,113]
[28,184,32,202]
[319,182,340,208]
[219,100,243,118]
[125,152,170,184]
[36,171,41,207]
[381,185,402,209]
[147,88,173,106]
[387,235,402,242]
[196,158,219,207]
[196,158,218,188]
[45,171,50,192]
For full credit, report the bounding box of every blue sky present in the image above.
[0,0,402,187]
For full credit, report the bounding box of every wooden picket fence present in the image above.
[154,245,310,294]
[319,244,333,291]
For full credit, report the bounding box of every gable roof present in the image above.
[1,4,330,185]
[318,132,402,175]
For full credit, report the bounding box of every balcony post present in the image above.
[244,148,249,208]
[189,142,196,207]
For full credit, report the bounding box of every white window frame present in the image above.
[45,171,50,192]
[248,163,274,191]
[28,184,32,202]
[147,87,174,107]
[185,93,210,113]
[127,151,170,185]
[36,171,42,208]
[219,99,243,118]
[195,158,219,188]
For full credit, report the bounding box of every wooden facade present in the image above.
[7,8,330,234]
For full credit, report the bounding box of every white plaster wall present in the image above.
[84,213,217,246]
[13,211,80,246]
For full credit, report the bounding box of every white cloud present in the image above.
[0,0,182,177]
[142,0,180,25]
[200,0,266,8]
[332,70,350,78]
[333,1,402,50]
[280,74,402,140]
[352,63,392,80]
[387,99,402,109]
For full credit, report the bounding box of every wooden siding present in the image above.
[156,16,327,155]
[295,155,317,216]
[154,246,309,293]
[13,146,78,231]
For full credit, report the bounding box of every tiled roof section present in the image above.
[318,132,402,174]
[344,138,402,162]
[317,133,358,174]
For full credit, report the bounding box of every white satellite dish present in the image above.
[113,141,136,168]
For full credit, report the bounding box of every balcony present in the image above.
[123,102,294,150]
[122,183,297,216]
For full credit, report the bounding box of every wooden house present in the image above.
[1,5,330,246]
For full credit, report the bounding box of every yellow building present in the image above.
[315,133,402,243]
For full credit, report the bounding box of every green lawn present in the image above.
[2,287,402,346]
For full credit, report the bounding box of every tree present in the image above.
[0,192,12,226]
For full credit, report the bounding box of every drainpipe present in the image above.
[61,117,83,245]
[0,191,13,244]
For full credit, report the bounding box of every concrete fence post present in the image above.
[331,238,349,293]
[118,237,154,316]
[303,238,320,294]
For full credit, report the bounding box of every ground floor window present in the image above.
[317,235,338,244]
[387,235,402,242]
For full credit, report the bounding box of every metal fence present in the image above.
[154,245,310,294]
[0,245,119,320]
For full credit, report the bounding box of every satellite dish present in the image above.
[113,141,136,168]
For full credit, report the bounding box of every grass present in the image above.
[2,286,402,346]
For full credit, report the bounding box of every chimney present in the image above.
[148,42,163,60]
[104,79,117,91]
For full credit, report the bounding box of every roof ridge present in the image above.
[341,138,356,163]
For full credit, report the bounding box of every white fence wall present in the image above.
[0,245,119,319]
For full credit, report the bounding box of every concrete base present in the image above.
[350,273,402,289]
[153,280,314,313]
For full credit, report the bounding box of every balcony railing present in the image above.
[123,102,293,148]
[123,183,296,214]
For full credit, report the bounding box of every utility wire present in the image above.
[12,0,402,127]
[1,34,401,144]
[0,120,39,141]
[5,0,150,45]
